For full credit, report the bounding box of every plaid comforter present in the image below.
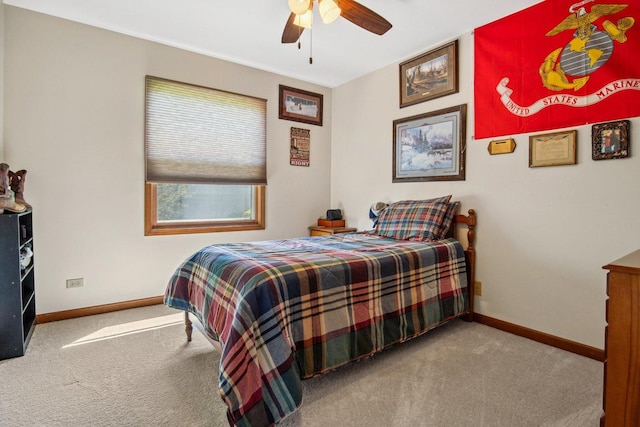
[164,233,468,427]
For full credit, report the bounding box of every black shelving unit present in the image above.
[0,208,36,360]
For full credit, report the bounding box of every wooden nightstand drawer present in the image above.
[308,226,357,236]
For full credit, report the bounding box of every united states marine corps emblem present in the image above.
[540,0,635,91]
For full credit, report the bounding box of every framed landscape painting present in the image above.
[399,40,459,108]
[393,104,467,182]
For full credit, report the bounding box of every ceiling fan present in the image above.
[281,0,392,44]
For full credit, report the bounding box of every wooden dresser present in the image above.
[602,249,640,427]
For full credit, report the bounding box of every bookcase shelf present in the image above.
[0,209,36,360]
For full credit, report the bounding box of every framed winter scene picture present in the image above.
[392,104,467,182]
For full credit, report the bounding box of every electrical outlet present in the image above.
[474,281,482,296]
[66,278,84,289]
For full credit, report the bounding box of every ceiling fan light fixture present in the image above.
[319,0,341,24]
[288,0,311,15]
[293,10,313,29]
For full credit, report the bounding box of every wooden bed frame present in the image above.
[453,209,477,319]
[182,208,477,348]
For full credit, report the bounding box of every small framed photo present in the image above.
[393,104,467,182]
[592,120,630,160]
[529,130,577,168]
[279,85,323,126]
[399,40,458,108]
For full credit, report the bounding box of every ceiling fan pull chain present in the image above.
[309,28,313,64]
[309,0,313,63]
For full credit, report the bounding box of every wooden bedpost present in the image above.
[183,311,222,352]
[185,311,193,342]
[455,209,476,322]
[466,209,476,321]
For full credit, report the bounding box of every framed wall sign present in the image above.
[279,85,323,126]
[529,130,577,167]
[592,120,630,160]
[290,127,310,167]
[393,104,467,182]
[399,40,459,108]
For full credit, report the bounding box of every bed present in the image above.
[164,196,476,427]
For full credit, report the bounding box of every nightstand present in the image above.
[308,226,357,237]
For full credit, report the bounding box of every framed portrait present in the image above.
[592,120,630,160]
[279,85,323,126]
[392,104,467,182]
[399,40,458,108]
[529,130,577,167]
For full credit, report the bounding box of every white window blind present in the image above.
[145,76,267,185]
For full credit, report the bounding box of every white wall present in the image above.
[332,32,640,349]
[3,7,332,314]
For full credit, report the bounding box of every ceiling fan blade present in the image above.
[339,0,392,35]
[282,12,304,43]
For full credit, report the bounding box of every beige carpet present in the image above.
[0,304,603,426]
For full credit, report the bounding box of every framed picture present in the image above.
[399,40,458,108]
[592,120,630,160]
[279,85,323,126]
[393,104,467,182]
[529,130,577,167]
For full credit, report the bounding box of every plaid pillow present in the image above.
[375,195,452,241]
[435,201,460,240]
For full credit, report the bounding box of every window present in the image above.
[144,76,266,236]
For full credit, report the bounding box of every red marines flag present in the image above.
[474,0,640,139]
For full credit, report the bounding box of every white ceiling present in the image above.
[3,0,541,88]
